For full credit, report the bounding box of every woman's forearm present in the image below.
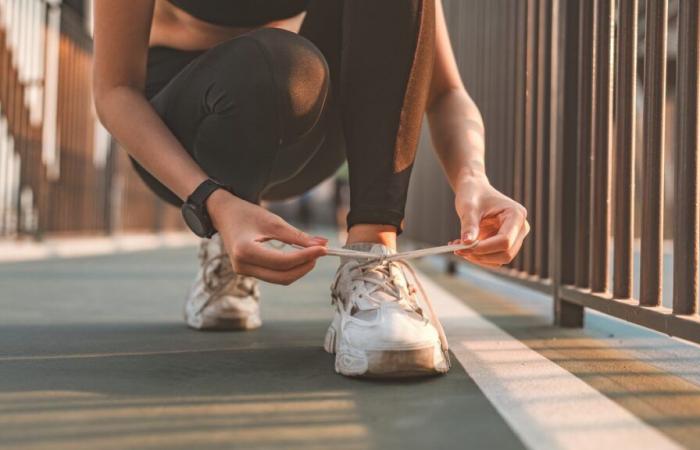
[426,87,486,190]
[95,85,207,200]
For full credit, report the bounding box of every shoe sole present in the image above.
[324,323,449,378]
[187,314,262,331]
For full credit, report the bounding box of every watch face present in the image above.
[182,204,208,237]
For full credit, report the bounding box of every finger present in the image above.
[452,245,500,268]
[469,251,512,265]
[238,243,326,271]
[471,210,525,255]
[237,259,317,285]
[460,253,501,269]
[266,219,327,247]
[459,204,481,243]
[466,222,529,264]
[510,220,530,255]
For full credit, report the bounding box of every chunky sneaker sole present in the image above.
[323,317,450,378]
[188,315,261,331]
[186,293,262,331]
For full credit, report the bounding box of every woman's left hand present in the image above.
[451,172,530,268]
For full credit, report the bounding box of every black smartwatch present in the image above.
[181,179,228,238]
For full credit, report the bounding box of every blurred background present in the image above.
[0,0,347,242]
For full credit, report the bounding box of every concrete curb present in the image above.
[0,232,198,263]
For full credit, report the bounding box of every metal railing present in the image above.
[0,0,182,238]
[405,0,700,343]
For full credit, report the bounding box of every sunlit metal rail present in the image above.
[405,0,700,343]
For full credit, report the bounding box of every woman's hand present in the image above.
[451,171,529,268]
[207,190,327,285]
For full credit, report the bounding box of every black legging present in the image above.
[133,0,435,232]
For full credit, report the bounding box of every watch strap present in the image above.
[188,179,225,207]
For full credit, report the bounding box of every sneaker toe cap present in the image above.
[343,307,439,350]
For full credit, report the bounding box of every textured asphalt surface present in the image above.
[0,246,524,450]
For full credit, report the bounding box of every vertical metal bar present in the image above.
[674,0,700,315]
[503,2,516,200]
[640,0,667,307]
[551,0,585,326]
[575,0,596,287]
[524,0,539,275]
[613,0,638,299]
[513,0,527,272]
[535,0,551,279]
[589,0,614,293]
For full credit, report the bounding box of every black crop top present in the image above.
[169,0,310,27]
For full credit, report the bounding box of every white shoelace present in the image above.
[318,241,479,262]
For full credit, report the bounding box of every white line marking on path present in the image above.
[417,272,681,450]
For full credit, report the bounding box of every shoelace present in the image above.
[319,242,479,262]
[199,252,258,313]
[342,260,419,313]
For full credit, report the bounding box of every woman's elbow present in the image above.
[92,79,115,127]
[93,93,109,128]
[92,84,135,130]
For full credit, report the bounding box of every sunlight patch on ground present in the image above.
[0,390,366,450]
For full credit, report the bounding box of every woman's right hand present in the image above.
[207,190,328,285]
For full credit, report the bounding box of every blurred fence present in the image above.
[0,0,182,238]
[405,0,700,342]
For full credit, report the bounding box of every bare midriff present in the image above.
[149,0,305,50]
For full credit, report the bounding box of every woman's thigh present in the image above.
[135,27,335,204]
[261,100,345,201]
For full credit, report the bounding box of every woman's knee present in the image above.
[248,28,330,144]
[209,28,330,144]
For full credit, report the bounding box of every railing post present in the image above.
[535,0,551,279]
[523,0,540,275]
[613,0,637,300]
[512,0,527,272]
[590,0,614,293]
[673,0,700,316]
[575,0,596,289]
[551,0,583,327]
[640,0,667,307]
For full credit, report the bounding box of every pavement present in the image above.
[0,238,699,450]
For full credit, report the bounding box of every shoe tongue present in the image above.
[204,234,225,258]
[342,243,410,310]
[341,242,395,266]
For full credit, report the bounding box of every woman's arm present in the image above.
[92,0,207,201]
[426,0,485,187]
[92,2,326,284]
[426,0,529,267]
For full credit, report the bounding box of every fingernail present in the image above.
[311,237,327,245]
[462,229,476,242]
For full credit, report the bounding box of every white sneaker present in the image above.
[325,243,451,377]
[185,234,262,330]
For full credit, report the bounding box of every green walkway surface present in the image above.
[0,247,524,450]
